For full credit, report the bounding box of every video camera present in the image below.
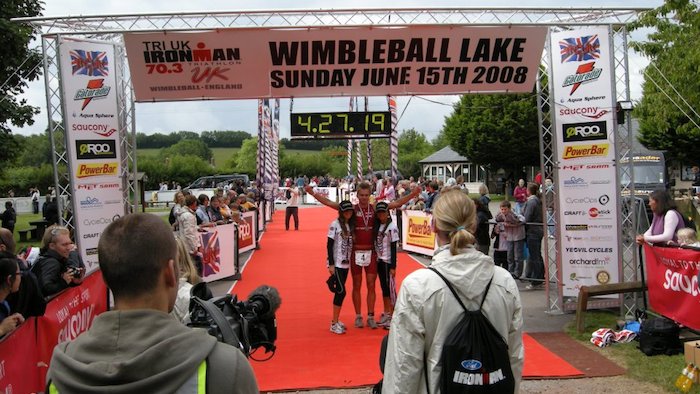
[188,284,281,361]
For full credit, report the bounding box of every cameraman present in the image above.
[32,226,83,298]
[46,213,258,393]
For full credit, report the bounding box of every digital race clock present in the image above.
[290,111,391,139]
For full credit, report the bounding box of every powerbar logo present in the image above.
[562,121,607,142]
[76,140,117,159]
[562,144,609,160]
[74,79,111,110]
[562,62,602,95]
[77,162,118,178]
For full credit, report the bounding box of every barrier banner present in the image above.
[401,210,436,256]
[124,26,547,101]
[644,244,700,330]
[200,223,238,282]
[0,317,41,393]
[305,187,339,204]
[239,211,257,253]
[36,271,108,383]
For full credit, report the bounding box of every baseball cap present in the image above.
[339,200,354,212]
[375,202,389,212]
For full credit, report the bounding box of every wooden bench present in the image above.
[18,227,37,242]
[576,281,647,333]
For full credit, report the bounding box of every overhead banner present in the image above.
[123,26,548,101]
[59,38,126,275]
[644,244,700,330]
[550,27,620,297]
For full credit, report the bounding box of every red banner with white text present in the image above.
[644,244,700,330]
[0,317,41,393]
[36,271,108,383]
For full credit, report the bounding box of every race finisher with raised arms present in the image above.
[306,182,420,328]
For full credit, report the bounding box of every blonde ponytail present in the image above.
[432,190,477,255]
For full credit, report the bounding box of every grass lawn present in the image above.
[566,310,700,393]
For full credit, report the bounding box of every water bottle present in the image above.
[680,365,696,393]
[675,363,691,390]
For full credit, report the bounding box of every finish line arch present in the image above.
[18,7,650,315]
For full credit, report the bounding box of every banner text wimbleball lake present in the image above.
[124,26,547,101]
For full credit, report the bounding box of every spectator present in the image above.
[196,194,213,227]
[636,189,686,245]
[43,197,60,226]
[513,179,527,214]
[30,187,40,214]
[32,226,83,298]
[424,181,439,213]
[676,228,700,248]
[238,195,256,212]
[0,257,24,338]
[220,196,233,221]
[171,236,202,323]
[1,201,16,234]
[285,185,300,231]
[473,198,492,255]
[46,213,258,393]
[522,183,544,290]
[478,183,491,208]
[207,197,226,225]
[377,179,396,202]
[178,195,203,275]
[495,201,526,280]
[692,166,700,187]
[383,190,523,392]
[544,178,555,238]
[169,191,186,229]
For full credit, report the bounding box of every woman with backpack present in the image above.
[382,189,523,393]
[636,189,686,245]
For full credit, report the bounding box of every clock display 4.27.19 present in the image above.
[290,111,391,138]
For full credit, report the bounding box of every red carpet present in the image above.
[231,206,582,391]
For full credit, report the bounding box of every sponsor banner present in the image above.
[124,26,547,101]
[73,187,124,274]
[75,139,117,160]
[401,210,436,256]
[239,211,257,253]
[304,187,339,204]
[550,27,615,163]
[36,272,108,384]
[644,244,700,330]
[275,187,289,204]
[200,223,238,282]
[0,317,42,393]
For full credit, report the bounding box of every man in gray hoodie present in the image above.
[46,213,258,393]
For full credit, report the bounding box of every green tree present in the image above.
[160,139,213,162]
[232,137,259,176]
[13,132,52,167]
[441,93,540,174]
[630,0,700,163]
[0,0,43,172]
[399,128,433,155]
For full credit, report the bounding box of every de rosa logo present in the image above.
[74,79,111,110]
[75,140,117,160]
[562,121,607,143]
[70,49,109,77]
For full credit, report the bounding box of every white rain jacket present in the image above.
[383,245,524,394]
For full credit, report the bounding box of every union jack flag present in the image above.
[70,50,109,76]
[559,35,600,63]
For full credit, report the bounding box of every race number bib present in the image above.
[354,250,372,267]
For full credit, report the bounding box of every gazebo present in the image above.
[419,146,487,190]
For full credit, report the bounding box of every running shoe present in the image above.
[337,321,346,330]
[354,315,364,328]
[383,317,391,330]
[367,315,378,329]
[378,313,389,327]
[330,322,346,334]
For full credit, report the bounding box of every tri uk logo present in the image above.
[559,35,601,63]
[70,50,109,76]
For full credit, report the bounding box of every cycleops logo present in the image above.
[76,140,117,160]
[83,214,120,227]
[562,121,607,143]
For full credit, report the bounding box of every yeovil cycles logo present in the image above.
[562,121,607,142]
[74,79,111,110]
[76,140,117,160]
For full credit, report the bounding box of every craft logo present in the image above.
[561,163,611,171]
[70,50,109,76]
[77,182,121,191]
[407,216,435,249]
[76,140,117,160]
[562,62,602,95]
[564,210,586,216]
[559,35,600,63]
[74,79,111,110]
[82,232,100,239]
[71,123,117,138]
[559,106,609,120]
[565,224,588,231]
[77,162,118,178]
[79,196,102,209]
[562,143,609,160]
[562,121,607,142]
[142,41,241,64]
[563,176,588,187]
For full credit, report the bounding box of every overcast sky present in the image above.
[10,0,662,140]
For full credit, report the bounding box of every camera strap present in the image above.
[190,296,241,348]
